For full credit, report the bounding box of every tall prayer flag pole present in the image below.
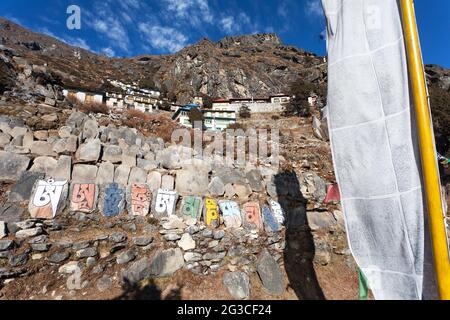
[399,0,450,300]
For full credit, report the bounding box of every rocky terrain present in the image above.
[0,105,358,300]
[1,16,448,155]
[0,17,326,104]
[0,17,448,301]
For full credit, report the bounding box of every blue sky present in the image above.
[1,0,448,67]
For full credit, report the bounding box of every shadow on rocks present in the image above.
[115,278,182,300]
[275,170,325,300]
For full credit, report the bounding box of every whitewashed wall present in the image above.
[213,102,285,114]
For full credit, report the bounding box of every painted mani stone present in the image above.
[218,200,242,229]
[203,198,220,228]
[268,199,285,226]
[99,183,125,217]
[152,189,178,218]
[70,183,98,213]
[242,202,263,230]
[127,184,152,217]
[180,196,203,221]
[29,179,68,219]
[262,206,282,233]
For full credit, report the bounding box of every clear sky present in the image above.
[1,0,448,67]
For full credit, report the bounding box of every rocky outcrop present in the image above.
[0,17,327,106]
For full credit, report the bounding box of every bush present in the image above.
[284,79,327,117]
[239,104,251,118]
[65,95,110,115]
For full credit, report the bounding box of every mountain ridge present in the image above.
[0,17,327,104]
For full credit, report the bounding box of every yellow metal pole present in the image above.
[399,0,450,300]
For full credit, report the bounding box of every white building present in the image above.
[63,88,104,104]
[212,94,291,115]
[106,92,126,110]
[172,105,237,131]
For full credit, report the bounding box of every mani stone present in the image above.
[223,272,250,300]
[161,175,175,190]
[96,162,114,185]
[30,141,56,156]
[175,170,209,196]
[122,248,184,283]
[152,189,178,218]
[147,171,162,192]
[8,171,44,203]
[102,145,122,163]
[256,249,285,295]
[28,180,69,220]
[180,196,203,221]
[126,183,151,217]
[114,164,130,186]
[76,138,101,162]
[69,183,99,214]
[72,164,98,183]
[0,151,30,182]
[262,206,282,233]
[99,183,126,217]
[128,167,147,184]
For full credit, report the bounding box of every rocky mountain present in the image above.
[0,17,448,154]
[0,17,326,104]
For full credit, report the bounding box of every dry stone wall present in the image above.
[0,110,343,299]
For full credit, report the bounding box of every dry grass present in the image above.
[78,102,110,115]
[122,109,186,143]
[66,96,110,115]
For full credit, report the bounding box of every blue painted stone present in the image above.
[103,183,125,217]
[262,206,281,233]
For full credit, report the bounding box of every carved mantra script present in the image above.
[131,184,151,216]
[155,189,177,216]
[204,198,219,227]
[243,202,263,230]
[269,199,285,225]
[71,184,96,211]
[33,179,67,218]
